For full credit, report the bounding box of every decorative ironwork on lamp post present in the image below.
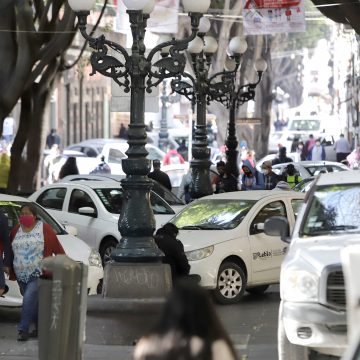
[68,0,210,262]
[208,36,267,178]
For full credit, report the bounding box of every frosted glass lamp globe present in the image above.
[68,0,95,11]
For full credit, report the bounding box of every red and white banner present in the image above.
[243,0,305,35]
[244,0,300,8]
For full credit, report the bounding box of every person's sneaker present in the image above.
[17,331,29,342]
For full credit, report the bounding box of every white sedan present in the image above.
[171,190,305,304]
[0,195,103,307]
[29,181,177,263]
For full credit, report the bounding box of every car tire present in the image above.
[278,315,309,360]
[213,262,246,305]
[246,285,270,295]
[99,237,118,265]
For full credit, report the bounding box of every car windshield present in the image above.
[172,199,256,230]
[0,200,65,235]
[300,185,360,237]
[289,119,321,131]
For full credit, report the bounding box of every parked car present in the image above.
[66,139,165,162]
[341,244,360,360]
[272,160,349,179]
[170,190,305,305]
[61,140,166,178]
[0,194,103,307]
[65,138,127,157]
[29,181,177,263]
[59,174,185,212]
[264,170,360,359]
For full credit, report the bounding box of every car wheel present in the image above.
[246,285,269,295]
[99,237,118,265]
[278,315,309,360]
[213,262,246,305]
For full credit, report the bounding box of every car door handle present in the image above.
[62,221,68,225]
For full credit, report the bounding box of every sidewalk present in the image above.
[0,336,249,360]
[0,340,134,360]
[0,297,250,359]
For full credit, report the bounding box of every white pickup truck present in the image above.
[265,170,360,359]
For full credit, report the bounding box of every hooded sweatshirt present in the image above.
[241,160,265,190]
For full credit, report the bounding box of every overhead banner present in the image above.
[242,0,306,35]
[115,0,179,34]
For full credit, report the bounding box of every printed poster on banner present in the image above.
[242,0,306,35]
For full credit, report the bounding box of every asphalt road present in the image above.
[0,285,280,360]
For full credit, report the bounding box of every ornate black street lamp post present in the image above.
[171,29,252,198]
[170,24,219,199]
[209,37,267,177]
[68,0,210,263]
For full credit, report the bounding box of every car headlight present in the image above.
[88,249,103,268]
[281,268,319,302]
[186,245,214,261]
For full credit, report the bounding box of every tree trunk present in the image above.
[8,91,32,194]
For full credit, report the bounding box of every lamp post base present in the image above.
[102,262,172,298]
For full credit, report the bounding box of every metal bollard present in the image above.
[38,255,88,360]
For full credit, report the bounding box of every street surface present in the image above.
[0,285,338,360]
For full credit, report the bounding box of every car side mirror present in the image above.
[78,206,96,217]
[264,216,290,243]
[250,223,264,235]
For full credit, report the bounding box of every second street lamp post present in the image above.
[170,27,218,199]
[68,0,209,274]
[209,37,267,178]
[171,31,251,197]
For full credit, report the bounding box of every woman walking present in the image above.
[8,203,65,341]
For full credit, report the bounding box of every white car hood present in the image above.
[178,229,233,252]
[289,233,360,272]
[58,233,90,265]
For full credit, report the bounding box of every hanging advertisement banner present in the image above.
[243,0,305,35]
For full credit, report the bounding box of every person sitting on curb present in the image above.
[154,223,190,284]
